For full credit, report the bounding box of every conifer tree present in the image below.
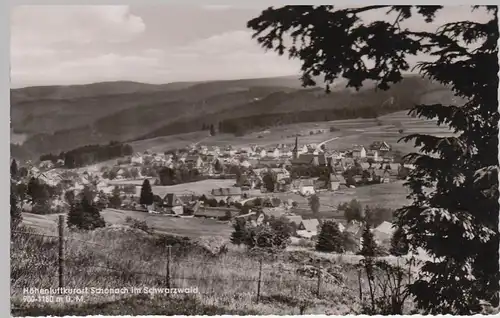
[230,218,248,246]
[10,159,18,179]
[139,179,154,206]
[390,225,410,256]
[10,189,22,230]
[247,5,499,313]
[359,222,377,257]
[108,186,122,209]
[316,220,344,253]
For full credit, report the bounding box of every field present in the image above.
[107,179,236,197]
[264,180,411,220]
[129,110,454,155]
[22,208,233,239]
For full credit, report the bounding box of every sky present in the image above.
[10,5,493,88]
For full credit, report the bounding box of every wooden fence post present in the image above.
[316,265,322,297]
[166,245,172,289]
[58,215,65,289]
[357,268,363,303]
[256,258,263,302]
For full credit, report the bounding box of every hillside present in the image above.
[11,74,456,160]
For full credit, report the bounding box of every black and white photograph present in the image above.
[9,4,499,316]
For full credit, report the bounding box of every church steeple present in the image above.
[293,136,298,159]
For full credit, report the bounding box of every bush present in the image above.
[67,194,105,231]
[231,217,293,250]
[125,217,150,233]
[297,238,315,248]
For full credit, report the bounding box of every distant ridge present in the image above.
[10,74,456,160]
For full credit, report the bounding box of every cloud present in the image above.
[11,5,146,46]
[10,5,494,88]
[165,30,301,80]
[200,5,233,11]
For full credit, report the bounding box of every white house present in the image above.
[239,160,252,169]
[266,148,281,158]
[299,180,315,196]
[258,149,267,158]
[366,150,379,162]
[223,148,237,157]
[352,145,367,158]
[198,146,208,155]
[131,154,144,165]
[207,146,221,155]
[39,160,54,170]
[184,155,204,169]
[240,147,255,156]
[370,141,391,153]
[297,219,320,238]
[372,221,395,244]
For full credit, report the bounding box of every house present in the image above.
[131,153,144,165]
[223,147,237,157]
[258,158,280,168]
[291,154,327,167]
[372,221,395,244]
[211,187,242,202]
[329,173,345,191]
[272,168,290,181]
[261,207,287,219]
[370,141,391,153]
[337,222,346,232]
[299,219,320,232]
[293,179,316,196]
[284,215,304,227]
[328,151,343,160]
[381,170,391,183]
[39,160,54,170]
[198,146,208,155]
[256,148,267,158]
[352,145,367,159]
[266,148,281,158]
[298,145,308,154]
[162,193,184,215]
[207,146,221,155]
[184,155,204,169]
[239,160,252,169]
[366,150,379,162]
[297,219,320,238]
[240,147,255,156]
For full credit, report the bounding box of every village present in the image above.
[17,135,415,250]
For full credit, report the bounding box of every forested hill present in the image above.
[11,74,457,160]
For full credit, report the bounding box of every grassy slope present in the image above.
[12,221,416,316]
[22,208,233,238]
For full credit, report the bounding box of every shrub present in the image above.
[67,193,105,231]
[125,217,150,233]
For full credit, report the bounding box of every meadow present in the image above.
[11,221,418,316]
[106,179,236,197]
[21,208,233,239]
[265,180,411,219]
[128,110,454,155]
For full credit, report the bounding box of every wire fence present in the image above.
[11,216,360,304]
